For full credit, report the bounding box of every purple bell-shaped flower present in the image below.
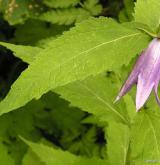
[116,38,160,111]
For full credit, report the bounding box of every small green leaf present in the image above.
[83,0,102,16]
[43,0,80,8]
[119,0,134,22]
[0,42,41,63]
[12,20,68,45]
[21,138,107,165]
[124,0,134,20]
[38,8,91,25]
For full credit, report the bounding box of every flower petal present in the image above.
[116,51,146,101]
[154,82,160,106]
[136,74,154,111]
[154,85,160,105]
[136,38,160,111]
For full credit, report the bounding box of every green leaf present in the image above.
[0,100,44,165]
[38,8,91,25]
[119,9,129,23]
[0,0,42,25]
[39,92,85,140]
[133,22,157,38]
[38,0,102,25]
[123,95,136,123]
[43,0,80,8]
[119,0,134,22]
[12,19,68,45]
[22,149,44,165]
[22,138,107,165]
[55,74,130,123]
[105,121,130,165]
[36,92,104,158]
[55,72,160,164]
[67,125,106,158]
[58,73,160,164]
[0,42,42,63]
[124,0,134,20]
[134,0,160,33]
[0,0,29,24]
[83,0,102,16]
[130,110,160,164]
[0,18,150,116]
[0,100,43,138]
[0,142,14,165]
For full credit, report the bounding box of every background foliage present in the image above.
[0,0,159,165]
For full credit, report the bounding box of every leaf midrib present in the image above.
[78,81,127,123]
[48,32,141,73]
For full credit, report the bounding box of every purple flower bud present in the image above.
[116,38,160,111]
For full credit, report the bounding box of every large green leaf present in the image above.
[22,138,107,165]
[134,0,160,33]
[0,17,150,116]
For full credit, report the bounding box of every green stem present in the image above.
[137,27,157,38]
